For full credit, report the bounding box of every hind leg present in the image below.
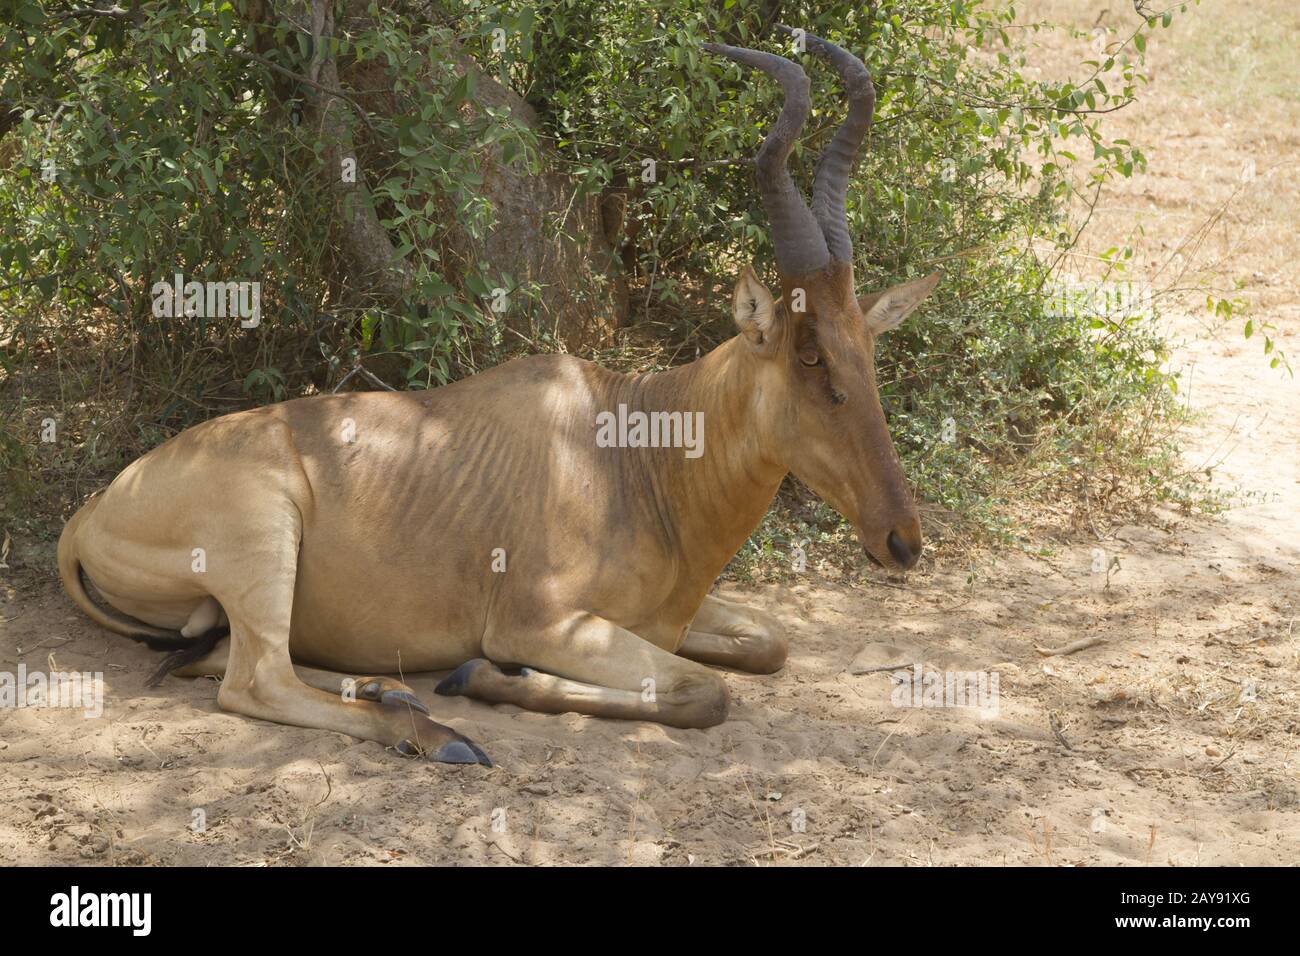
[200,504,489,765]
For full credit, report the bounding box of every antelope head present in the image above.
[705,28,938,572]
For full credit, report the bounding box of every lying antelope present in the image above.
[58,30,938,765]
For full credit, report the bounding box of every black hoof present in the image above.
[432,739,492,767]
[355,680,431,716]
[380,689,430,715]
[435,658,489,697]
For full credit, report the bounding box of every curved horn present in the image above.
[776,25,875,263]
[702,41,830,277]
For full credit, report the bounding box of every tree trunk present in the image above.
[247,0,626,355]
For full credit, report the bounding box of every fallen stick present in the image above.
[850,661,919,675]
[1035,636,1106,657]
[1048,712,1074,751]
[1200,746,1238,777]
[854,577,908,592]
[752,841,820,861]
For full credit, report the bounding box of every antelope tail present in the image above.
[57,497,190,650]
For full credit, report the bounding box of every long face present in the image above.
[706,27,939,570]
[733,262,939,572]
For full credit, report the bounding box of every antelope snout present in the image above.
[887,527,923,571]
[859,517,923,572]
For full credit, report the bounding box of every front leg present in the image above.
[436,611,730,729]
[678,593,787,674]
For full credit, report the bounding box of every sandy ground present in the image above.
[1,1,1297,865]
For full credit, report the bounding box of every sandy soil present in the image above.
[1,1,1297,865]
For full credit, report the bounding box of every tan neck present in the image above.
[615,336,788,592]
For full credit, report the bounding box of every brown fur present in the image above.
[57,262,937,764]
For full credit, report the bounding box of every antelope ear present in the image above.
[732,265,779,352]
[859,271,941,335]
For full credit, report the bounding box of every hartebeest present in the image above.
[58,29,938,765]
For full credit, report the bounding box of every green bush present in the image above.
[1,0,1205,552]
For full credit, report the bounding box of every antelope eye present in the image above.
[799,350,821,367]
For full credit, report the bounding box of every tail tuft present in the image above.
[145,626,230,687]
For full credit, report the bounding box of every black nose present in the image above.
[887,530,920,570]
